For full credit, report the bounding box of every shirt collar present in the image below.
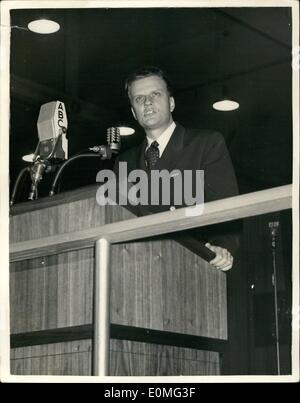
[146,121,176,156]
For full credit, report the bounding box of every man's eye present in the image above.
[135,96,144,104]
[152,91,161,98]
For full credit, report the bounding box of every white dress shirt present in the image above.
[146,121,176,157]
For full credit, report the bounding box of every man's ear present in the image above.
[169,97,175,113]
[131,107,137,120]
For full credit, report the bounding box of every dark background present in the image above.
[10,7,293,197]
[9,6,294,375]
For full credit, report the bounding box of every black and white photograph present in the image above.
[0,0,299,384]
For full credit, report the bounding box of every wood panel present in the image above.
[10,249,94,333]
[10,195,133,244]
[110,240,227,339]
[10,238,226,338]
[110,340,220,376]
[11,339,220,376]
[10,184,98,216]
[10,340,92,376]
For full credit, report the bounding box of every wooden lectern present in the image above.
[10,185,227,376]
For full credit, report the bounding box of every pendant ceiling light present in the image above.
[22,153,35,162]
[118,127,135,136]
[213,99,240,111]
[212,84,239,112]
[28,19,60,34]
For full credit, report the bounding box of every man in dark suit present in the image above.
[114,67,239,271]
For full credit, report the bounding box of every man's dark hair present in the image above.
[125,66,173,98]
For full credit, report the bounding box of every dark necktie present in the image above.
[145,140,160,170]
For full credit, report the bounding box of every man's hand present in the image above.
[205,243,233,271]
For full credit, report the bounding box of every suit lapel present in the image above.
[155,123,186,171]
[137,138,148,170]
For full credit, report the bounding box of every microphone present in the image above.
[89,127,121,155]
[89,126,134,155]
[107,127,121,154]
[10,101,69,205]
[268,221,279,249]
[36,100,68,160]
[28,101,68,200]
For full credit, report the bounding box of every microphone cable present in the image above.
[10,166,31,206]
[49,147,112,196]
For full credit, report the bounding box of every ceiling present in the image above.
[9,6,293,202]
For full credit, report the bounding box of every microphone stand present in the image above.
[10,130,66,205]
[28,132,65,201]
[28,158,50,201]
[269,221,281,375]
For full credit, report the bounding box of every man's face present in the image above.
[129,75,175,134]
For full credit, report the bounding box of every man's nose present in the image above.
[144,95,153,105]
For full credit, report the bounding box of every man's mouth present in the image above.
[144,109,155,116]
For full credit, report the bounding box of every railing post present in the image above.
[93,238,111,376]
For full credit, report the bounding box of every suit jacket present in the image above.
[114,123,240,257]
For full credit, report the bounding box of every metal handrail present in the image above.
[10,184,292,262]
